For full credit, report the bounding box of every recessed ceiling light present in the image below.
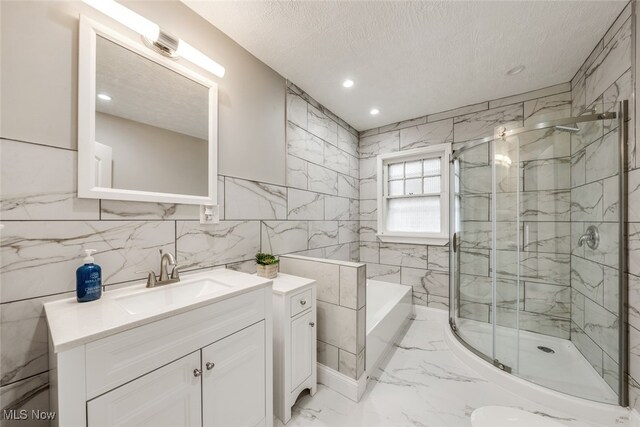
[97,93,112,101]
[342,79,354,88]
[506,65,525,76]
[370,108,380,115]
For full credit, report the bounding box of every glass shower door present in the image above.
[449,103,626,406]
[493,133,521,373]
[450,140,494,361]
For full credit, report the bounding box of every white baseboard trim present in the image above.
[317,363,367,402]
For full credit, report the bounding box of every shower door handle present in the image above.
[453,232,458,253]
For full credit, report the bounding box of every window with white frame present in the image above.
[376,143,451,245]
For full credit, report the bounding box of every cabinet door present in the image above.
[87,351,201,427]
[202,321,265,427]
[291,310,313,390]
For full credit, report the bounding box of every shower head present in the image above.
[554,124,580,133]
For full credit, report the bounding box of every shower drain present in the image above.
[537,345,555,354]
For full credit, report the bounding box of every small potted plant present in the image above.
[256,252,279,279]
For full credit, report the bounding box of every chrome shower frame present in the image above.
[448,101,629,407]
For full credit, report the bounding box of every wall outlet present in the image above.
[200,205,219,224]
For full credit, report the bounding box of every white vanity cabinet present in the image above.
[87,351,203,427]
[271,274,316,424]
[45,269,273,427]
[201,321,266,427]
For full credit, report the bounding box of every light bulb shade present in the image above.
[82,0,225,79]
[176,41,225,78]
[82,0,159,42]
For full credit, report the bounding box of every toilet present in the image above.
[471,406,565,427]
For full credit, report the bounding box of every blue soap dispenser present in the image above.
[76,249,102,302]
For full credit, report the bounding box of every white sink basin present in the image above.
[115,278,233,315]
[45,268,272,353]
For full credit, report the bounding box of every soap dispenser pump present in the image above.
[76,249,102,302]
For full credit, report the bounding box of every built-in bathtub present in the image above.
[366,280,413,375]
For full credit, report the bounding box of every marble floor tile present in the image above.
[279,309,618,427]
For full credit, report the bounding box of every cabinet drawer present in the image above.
[290,289,312,317]
[85,288,266,399]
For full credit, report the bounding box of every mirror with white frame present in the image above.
[78,15,218,205]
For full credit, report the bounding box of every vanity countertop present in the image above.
[267,273,315,295]
[44,268,272,353]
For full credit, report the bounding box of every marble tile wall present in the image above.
[358,80,574,338]
[569,1,633,399]
[0,81,360,421]
[279,255,366,380]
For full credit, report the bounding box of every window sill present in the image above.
[376,234,449,246]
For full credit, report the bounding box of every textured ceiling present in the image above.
[96,35,209,139]
[182,1,627,131]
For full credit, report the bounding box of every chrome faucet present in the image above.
[160,250,176,282]
[578,225,599,250]
[144,249,180,288]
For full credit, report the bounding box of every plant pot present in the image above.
[257,263,278,279]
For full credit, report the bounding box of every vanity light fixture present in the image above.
[97,93,112,101]
[342,79,354,88]
[506,65,525,76]
[81,0,225,78]
[370,108,380,115]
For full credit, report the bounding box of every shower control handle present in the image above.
[577,225,599,250]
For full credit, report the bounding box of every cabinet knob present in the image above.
[193,368,202,377]
[300,299,307,306]
[309,322,315,327]
[206,362,215,370]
